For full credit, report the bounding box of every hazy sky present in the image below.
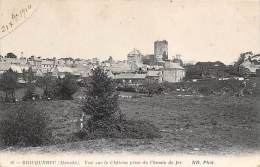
[0,0,259,64]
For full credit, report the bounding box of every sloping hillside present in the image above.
[1,93,259,154]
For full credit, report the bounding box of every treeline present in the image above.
[184,51,260,80]
[0,68,78,102]
[184,61,250,80]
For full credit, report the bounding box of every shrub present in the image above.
[0,103,51,147]
[141,82,164,95]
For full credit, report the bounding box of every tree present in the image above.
[225,65,250,77]
[83,67,120,133]
[184,65,203,80]
[22,67,37,101]
[0,68,18,102]
[36,73,56,99]
[235,52,254,66]
[5,52,17,59]
[76,67,162,140]
[184,61,228,80]
[54,74,78,100]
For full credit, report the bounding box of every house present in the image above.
[0,62,11,74]
[41,59,55,73]
[27,56,42,69]
[0,63,28,74]
[57,58,75,66]
[114,73,147,87]
[51,66,79,78]
[162,61,185,82]
[127,49,143,64]
[51,65,84,79]
[109,62,132,74]
[73,64,93,78]
[0,57,27,65]
[146,70,163,83]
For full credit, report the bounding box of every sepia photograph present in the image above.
[0,0,260,166]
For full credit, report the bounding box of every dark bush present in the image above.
[0,103,51,147]
[139,83,164,95]
[54,75,78,100]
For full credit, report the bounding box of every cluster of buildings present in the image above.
[0,40,186,85]
[112,40,185,86]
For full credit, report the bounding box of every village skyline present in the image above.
[0,42,259,66]
[0,0,259,65]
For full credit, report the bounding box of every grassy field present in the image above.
[0,91,259,154]
[120,94,260,154]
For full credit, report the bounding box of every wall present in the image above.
[163,69,185,83]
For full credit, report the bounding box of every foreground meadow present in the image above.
[0,92,259,154]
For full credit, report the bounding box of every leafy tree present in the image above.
[83,67,120,133]
[225,65,250,77]
[23,67,37,101]
[0,68,18,101]
[54,74,78,100]
[235,52,254,66]
[184,61,228,80]
[5,52,17,59]
[36,73,56,99]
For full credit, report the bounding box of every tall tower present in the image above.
[154,40,168,62]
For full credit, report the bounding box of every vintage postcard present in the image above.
[0,0,260,167]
